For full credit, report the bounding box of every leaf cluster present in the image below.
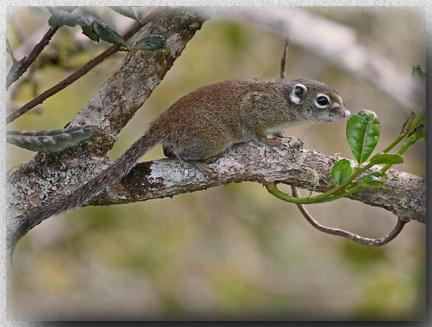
[47,8,165,50]
[7,7,166,149]
[267,61,425,209]
[267,84,425,205]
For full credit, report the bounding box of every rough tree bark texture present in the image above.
[7,8,425,247]
[90,139,426,224]
[7,8,206,242]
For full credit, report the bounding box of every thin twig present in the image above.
[6,7,164,124]
[279,38,290,79]
[277,33,405,245]
[290,185,406,246]
[6,26,60,90]
[6,45,119,124]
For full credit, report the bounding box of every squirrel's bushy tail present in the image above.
[8,132,159,255]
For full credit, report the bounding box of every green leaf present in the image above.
[48,10,82,27]
[132,34,165,51]
[46,10,101,42]
[412,65,426,78]
[358,171,389,183]
[363,180,387,189]
[81,25,99,42]
[73,16,100,42]
[91,20,128,47]
[331,159,354,186]
[410,125,426,142]
[370,153,403,165]
[110,6,139,21]
[6,125,96,153]
[346,110,381,165]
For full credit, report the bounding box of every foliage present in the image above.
[6,7,425,320]
[6,6,165,151]
[46,8,165,50]
[266,107,425,204]
[267,64,425,205]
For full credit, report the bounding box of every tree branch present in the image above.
[6,7,165,124]
[7,8,425,247]
[6,26,60,90]
[7,8,206,239]
[87,140,425,224]
[289,184,407,246]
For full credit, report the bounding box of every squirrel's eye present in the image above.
[316,95,330,107]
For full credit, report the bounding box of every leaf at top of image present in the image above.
[48,10,82,28]
[45,6,77,15]
[91,20,128,47]
[81,25,100,42]
[110,6,139,21]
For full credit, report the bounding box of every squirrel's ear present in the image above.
[289,83,308,105]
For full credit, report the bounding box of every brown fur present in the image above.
[9,78,349,252]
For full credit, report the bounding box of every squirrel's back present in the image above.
[9,77,349,255]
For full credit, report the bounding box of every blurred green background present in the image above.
[7,7,425,320]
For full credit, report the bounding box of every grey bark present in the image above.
[90,139,426,224]
[7,8,206,242]
[7,7,425,247]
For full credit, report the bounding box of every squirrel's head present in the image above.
[288,79,350,123]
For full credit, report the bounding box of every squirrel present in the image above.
[8,78,349,253]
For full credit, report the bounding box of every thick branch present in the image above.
[7,8,206,230]
[7,8,425,245]
[89,140,425,224]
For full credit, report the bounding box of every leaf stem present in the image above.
[380,110,425,172]
[267,109,425,204]
[381,110,425,154]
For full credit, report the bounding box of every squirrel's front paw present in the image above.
[283,136,303,149]
[262,136,303,151]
